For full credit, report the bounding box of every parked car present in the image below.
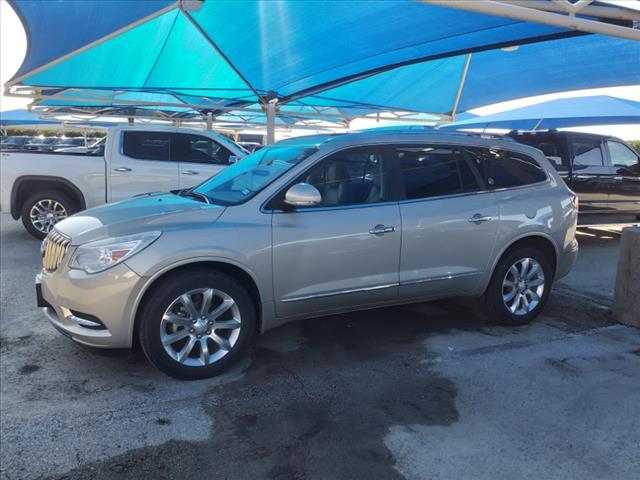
[24,136,60,151]
[0,125,247,238]
[509,130,640,225]
[0,135,32,150]
[36,129,578,379]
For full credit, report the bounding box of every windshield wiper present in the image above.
[179,189,211,204]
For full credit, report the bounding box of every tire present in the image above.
[139,269,257,380]
[483,246,553,326]
[21,190,78,239]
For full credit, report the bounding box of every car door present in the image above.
[171,132,233,189]
[270,146,401,319]
[109,130,180,202]
[604,139,640,214]
[396,144,500,299]
[567,134,611,214]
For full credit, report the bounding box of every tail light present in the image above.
[570,193,579,211]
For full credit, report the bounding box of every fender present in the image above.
[10,175,87,219]
[489,231,560,278]
[126,255,264,342]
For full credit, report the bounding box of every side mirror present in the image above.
[283,183,322,208]
[229,155,239,164]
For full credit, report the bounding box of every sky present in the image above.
[1,0,638,139]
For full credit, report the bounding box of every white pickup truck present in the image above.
[0,125,247,238]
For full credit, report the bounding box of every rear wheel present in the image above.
[21,190,77,239]
[139,270,257,380]
[483,246,553,326]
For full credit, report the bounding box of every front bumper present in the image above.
[37,261,144,349]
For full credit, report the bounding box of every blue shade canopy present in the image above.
[308,35,640,115]
[7,0,640,118]
[9,0,175,80]
[443,95,640,130]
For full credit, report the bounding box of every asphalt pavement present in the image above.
[1,213,639,480]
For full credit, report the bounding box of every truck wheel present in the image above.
[483,246,553,326]
[21,190,78,239]
[139,269,257,380]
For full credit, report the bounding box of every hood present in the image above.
[54,193,226,245]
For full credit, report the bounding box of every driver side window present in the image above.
[607,140,639,170]
[171,133,232,165]
[297,147,392,207]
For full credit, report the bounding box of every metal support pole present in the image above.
[266,100,277,145]
[532,118,544,130]
[451,53,472,122]
[206,112,213,130]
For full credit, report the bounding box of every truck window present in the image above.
[571,138,604,167]
[171,133,232,165]
[510,135,564,167]
[607,140,639,169]
[122,131,171,161]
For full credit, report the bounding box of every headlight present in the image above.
[70,232,161,274]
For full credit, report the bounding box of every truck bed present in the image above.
[0,151,107,213]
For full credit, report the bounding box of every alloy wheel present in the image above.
[502,257,545,316]
[160,288,242,367]
[29,199,68,234]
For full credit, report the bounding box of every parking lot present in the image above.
[1,212,639,480]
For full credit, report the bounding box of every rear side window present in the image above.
[122,131,170,161]
[397,146,482,200]
[571,138,604,167]
[463,148,547,189]
[171,133,233,165]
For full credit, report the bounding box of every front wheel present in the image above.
[21,190,77,239]
[483,247,553,326]
[139,270,257,380]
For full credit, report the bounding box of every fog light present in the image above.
[61,307,106,330]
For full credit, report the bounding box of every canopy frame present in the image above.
[421,1,640,41]
[14,84,450,123]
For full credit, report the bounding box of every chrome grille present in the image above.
[43,230,71,272]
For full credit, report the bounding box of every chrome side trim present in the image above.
[265,199,397,214]
[280,283,398,303]
[400,271,482,286]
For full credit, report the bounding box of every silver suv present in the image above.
[36,130,579,379]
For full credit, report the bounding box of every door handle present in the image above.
[113,167,132,172]
[468,214,492,224]
[182,170,199,175]
[369,224,395,235]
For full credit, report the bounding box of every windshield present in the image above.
[192,145,317,205]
